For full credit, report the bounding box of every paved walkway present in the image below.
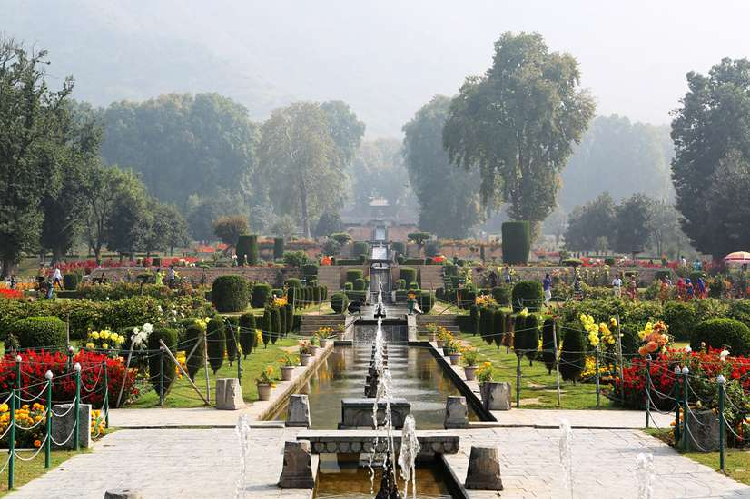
[9,426,747,499]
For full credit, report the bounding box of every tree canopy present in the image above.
[443,32,595,235]
[402,95,485,239]
[671,57,750,258]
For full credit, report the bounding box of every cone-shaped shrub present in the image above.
[148,328,178,396]
[501,221,529,264]
[493,309,505,348]
[524,314,539,364]
[273,237,284,260]
[206,318,225,373]
[513,314,526,355]
[225,316,239,365]
[541,318,557,375]
[559,327,585,382]
[279,306,287,337]
[268,307,281,344]
[239,313,256,359]
[469,304,479,336]
[184,323,204,380]
[260,309,271,347]
[331,292,349,314]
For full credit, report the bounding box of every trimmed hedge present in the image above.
[285,278,302,288]
[354,278,366,291]
[270,307,281,344]
[148,328,178,396]
[13,317,66,350]
[63,273,79,291]
[493,308,505,347]
[211,275,250,313]
[236,234,259,266]
[346,269,363,284]
[302,264,318,280]
[468,304,480,336]
[206,318,225,373]
[691,318,750,356]
[260,309,271,347]
[251,283,272,308]
[184,323,204,379]
[512,314,526,353]
[524,314,539,364]
[541,318,557,374]
[391,241,406,255]
[419,291,435,314]
[501,221,530,264]
[491,285,511,306]
[511,281,544,312]
[345,290,367,303]
[399,267,417,286]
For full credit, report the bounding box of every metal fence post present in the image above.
[717,374,726,473]
[237,349,242,386]
[102,361,109,429]
[74,362,81,452]
[8,355,21,489]
[159,346,165,407]
[67,346,74,373]
[645,354,652,428]
[44,370,53,469]
[674,365,682,444]
[516,354,521,408]
[552,321,561,408]
[681,366,689,451]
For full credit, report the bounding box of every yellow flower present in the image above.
[102,343,109,349]
[86,343,95,350]
[90,331,99,340]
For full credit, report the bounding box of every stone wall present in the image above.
[89,266,301,287]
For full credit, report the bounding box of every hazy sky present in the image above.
[4,0,750,136]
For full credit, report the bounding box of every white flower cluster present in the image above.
[131,322,154,349]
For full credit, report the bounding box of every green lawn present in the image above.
[129,337,299,408]
[454,333,606,409]
[645,428,750,485]
[429,300,468,315]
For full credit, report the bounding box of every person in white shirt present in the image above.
[612,276,622,297]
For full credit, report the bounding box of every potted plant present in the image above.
[477,361,511,411]
[279,353,297,381]
[436,327,448,348]
[316,326,334,348]
[462,347,480,380]
[448,341,461,365]
[310,335,320,355]
[299,341,313,366]
[426,323,438,343]
[256,365,276,401]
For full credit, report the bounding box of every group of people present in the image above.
[34,264,64,299]
[666,276,708,300]
[611,275,639,300]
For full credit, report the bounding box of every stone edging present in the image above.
[416,341,497,423]
[246,342,335,422]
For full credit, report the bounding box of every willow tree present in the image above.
[443,32,595,236]
[259,102,357,238]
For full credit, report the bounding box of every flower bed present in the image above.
[0,403,105,448]
[0,350,137,408]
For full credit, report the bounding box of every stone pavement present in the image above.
[9,427,310,499]
[445,427,749,499]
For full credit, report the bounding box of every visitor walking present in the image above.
[36,264,46,290]
[680,255,687,268]
[612,275,623,297]
[676,277,686,300]
[543,273,552,304]
[693,259,702,271]
[573,276,582,300]
[685,279,695,300]
[167,265,175,286]
[154,268,164,286]
[9,274,16,290]
[626,275,638,300]
[503,265,512,284]
[696,277,706,299]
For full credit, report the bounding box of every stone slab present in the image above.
[52,403,92,450]
[339,397,411,429]
[215,378,244,410]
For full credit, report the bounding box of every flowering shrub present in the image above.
[637,321,670,356]
[613,347,749,445]
[0,289,24,300]
[462,347,480,366]
[579,314,616,348]
[476,361,494,383]
[256,365,276,386]
[0,350,137,408]
[475,294,498,307]
[85,329,126,351]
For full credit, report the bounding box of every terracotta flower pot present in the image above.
[449,353,461,365]
[436,340,444,348]
[320,339,330,348]
[257,383,272,401]
[281,365,294,381]
[464,365,478,381]
[300,353,311,366]
[428,333,437,343]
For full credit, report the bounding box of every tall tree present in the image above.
[443,32,595,235]
[212,215,249,249]
[0,38,74,276]
[671,57,750,258]
[100,93,260,208]
[103,174,149,261]
[158,203,191,256]
[258,102,346,238]
[564,192,616,252]
[403,95,485,238]
[350,139,413,210]
[320,100,365,166]
[613,194,652,256]
[704,150,750,258]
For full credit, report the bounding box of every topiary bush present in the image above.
[478,307,491,345]
[524,314,539,364]
[691,318,750,356]
[469,304,480,336]
[260,309,271,347]
[559,328,585,382]
[273,237,284,260]
[501,221,530,264]
[302,264,318,280]
[13,317,66,349]
[211,275,250,313]
[513,314,526,354]
[346,269,363,284]
[419,291,435,313]
[148,328,178,396]
[269,307,281,344]
[353,278,366,291]
[63,273,79,291]
[206,318,225,373]
[251,283,272,308]
[399,267,417,286]
[397,279,406,290]
[236,234,259,266]
[352,241,369,259]
[331,292,349,314]
[184,323,204,380]
[541,318,557,374]
[391,241,406,255]
[511,281,544,312]
[663,301,697,342]
[224,317,239,364]
[493,308,505,348]
[491,285,511,306]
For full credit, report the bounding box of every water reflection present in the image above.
[272,345,479,429]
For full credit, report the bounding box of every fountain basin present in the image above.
[339,398,411,429]
[297,430,459,456]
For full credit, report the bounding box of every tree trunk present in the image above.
[94,245,102,266]
[1,258,14,279]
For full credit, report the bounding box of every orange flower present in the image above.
[33,440,41,448]
[646,341,658,353]
[638,345,648,356]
